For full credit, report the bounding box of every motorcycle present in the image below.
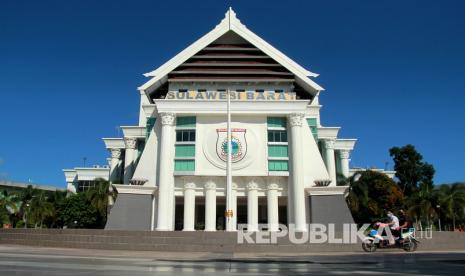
[362,222,419,252]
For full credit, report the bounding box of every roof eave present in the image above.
[139,8,324,96]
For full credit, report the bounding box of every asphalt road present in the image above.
[0,245,464,275]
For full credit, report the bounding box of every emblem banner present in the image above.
[216,128,247,163]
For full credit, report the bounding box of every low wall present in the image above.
[0,229,464,253]
[411,231,465,251]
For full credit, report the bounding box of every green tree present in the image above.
[85,178,115,226]
[29,190,55,228]
[58,192,99,228]
[46,190,67,228]
[346,170,404,223]
[389,144,435,197]
[407,182,437,230]
[437,183,465,230]
[17,185,39,228]
[0,190,20,225]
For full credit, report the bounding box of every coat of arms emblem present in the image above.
[216,128,247,163]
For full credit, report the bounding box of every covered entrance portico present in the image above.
[174,195,288,231]
[173,176,288,231]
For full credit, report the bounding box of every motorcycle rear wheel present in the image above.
[403,239,418,252]
[362,240,377,252]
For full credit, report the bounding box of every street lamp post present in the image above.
[436,205,441,232]
[24,203,30,229]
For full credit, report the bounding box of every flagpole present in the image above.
[225,89,233,231]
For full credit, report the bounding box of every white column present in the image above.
[204,181,217,231]
[247,182,259,232]
[151,193,157,231]
[324,139,337,186]
[156,112,176,231]
[288,113,307,232]
[286,177,294,225]
[183,182,196,231]
[109,148,122,184]
[339,150,351,179]
[138,90,150,127]
[267,182,280,232]
[64,171,77,194]
[123,138,137,184]
[66,182,77,194]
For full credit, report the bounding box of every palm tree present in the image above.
[85,178,115,223]
[407,182,437,230]
[47,190,67,228]
[29,190,55,228]
[0,190,20,225]
[18,185,38,228]
[437,183,465,230]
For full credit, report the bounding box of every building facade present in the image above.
[63,165,110,193]
[65,9,363,231]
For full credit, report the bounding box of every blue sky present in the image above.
[1,0,464,187]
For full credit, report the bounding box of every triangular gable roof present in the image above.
[138,8,324,96]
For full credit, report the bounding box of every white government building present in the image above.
[64,9,368,232]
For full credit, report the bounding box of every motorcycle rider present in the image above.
[386,211,400,239]
[399,209,413,229]
[398,209,413,240]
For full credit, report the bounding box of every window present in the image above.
[267,117,286,128]
[175,144,195,157]
[268,145,288,157]
[267,117,289,172]
[175,160,195,171]
[146,117,156,139]
[175,116,196,172]
[137,141,146,164]
[268,130,287,142]
[176,130,195,142]
[268,160,289,171]
[306,118,318,141]
[77,181,98,192]
[176,116,196,128]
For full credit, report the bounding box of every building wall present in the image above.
[105,193,153,230]
[132,119,161,187]
[309,194,355,232]
[133,111,330,186]
[196,114,268,176]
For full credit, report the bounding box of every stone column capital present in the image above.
[323,139,336,149]
[204,181,216,191]
[288,112,305,127]
[339,149,351,159]
[160,112,176,126]
[124,137,137,149]
[267,183,280,191]
[184,182,196,190]
[247,182,259,191]
[110,148,122,159]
